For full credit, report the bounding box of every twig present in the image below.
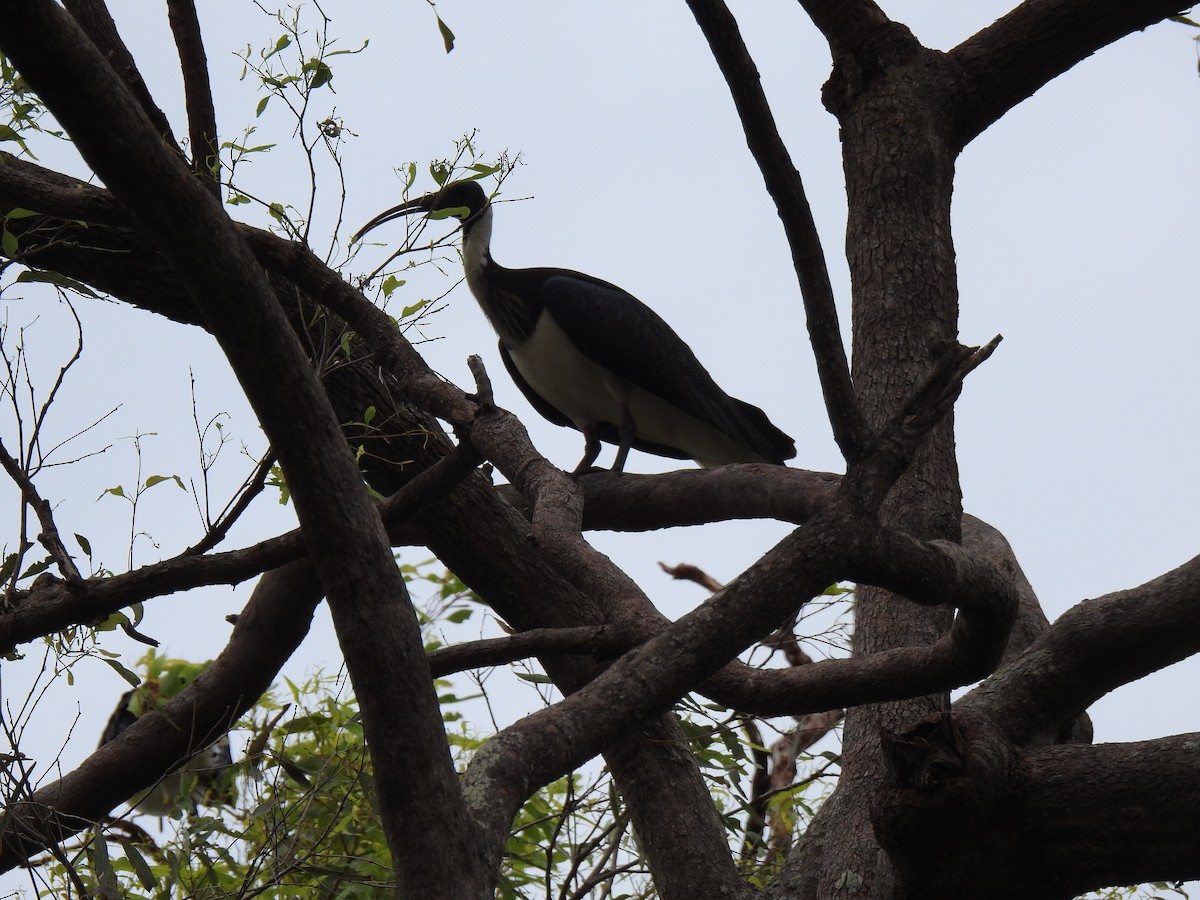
[658,562,723,593]
[185,450,276,557]
[0,437,83,586]
[0,439,481,652]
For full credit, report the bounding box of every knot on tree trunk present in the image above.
[872,710,1026,898]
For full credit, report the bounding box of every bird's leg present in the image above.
[610,404,637,473]
[572,425,604,475]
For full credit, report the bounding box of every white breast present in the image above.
[509,314,765,466]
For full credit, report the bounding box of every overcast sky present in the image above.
[1,1,1197,893]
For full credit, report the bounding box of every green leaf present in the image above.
[90,830,117,897]
[144,473,185,491]
[75,533,92,558]
[400,298,429,318]
[305,58,333,89]
[430,161,450,185]
[1,226,16,257]
[428,205,468,221]
[0,553,17,582]
[255,95,270,117]
[276,753,313,787]
[124,843,158,891]
[436,15,456,53]
[515,672,554,684]
[103,657,142,688]
[3,207,38,219]
[91,614,125,633]
[227,193,251,206]
[14,269,100,298]
[103,484,126,499]
[0,124,20,142]
[264,33,292,61]
[18,556,52,580]
[362,406,376,426]
[446,608,473,624]
[381,275,406,298]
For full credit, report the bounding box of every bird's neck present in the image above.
[461,206,540,345]
[461,205,494,298]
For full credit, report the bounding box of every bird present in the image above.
[100,681,235,817]
[355,179,795,474]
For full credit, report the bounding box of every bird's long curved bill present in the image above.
[352,195,432,243]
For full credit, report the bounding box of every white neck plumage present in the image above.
[461,204,494,300]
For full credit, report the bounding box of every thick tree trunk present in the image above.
[801,30,965,899]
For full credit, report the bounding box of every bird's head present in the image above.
[353,178,491,242]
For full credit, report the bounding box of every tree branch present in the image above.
[795,0,892,54]
[183,450,276,556]
[426,625,617,677]
[1016,734,1200,894]
[0,558,322,874]
[959,552,1200,747]
[0,6,485,893]
[0,437,84,587]
[697,524,1016,717]
[949,0,1191,149]
[166,0,220,195]
[0,435,474,652]
[60,0,181,157]
[686,0,866,460]
[874,717,1200,898]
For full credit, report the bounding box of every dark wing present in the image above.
[99,690,138,747]
[536,271,794,463]
[500,339,692,460]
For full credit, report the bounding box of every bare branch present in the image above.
[183,450,276,556]
[0,434,476,651]
[511,465,841,530]
[166,0,220,194]
[658,561,723,594]
[0,437,83,586]
[686,0,865,460]
[950,0,1191,149]
[795,0,892,54]
[844,337,1001,509]
[426,625,617,677]
[960,552,1200,747]
[60,0,181,157]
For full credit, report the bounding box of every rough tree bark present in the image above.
[0,1,1197,899]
